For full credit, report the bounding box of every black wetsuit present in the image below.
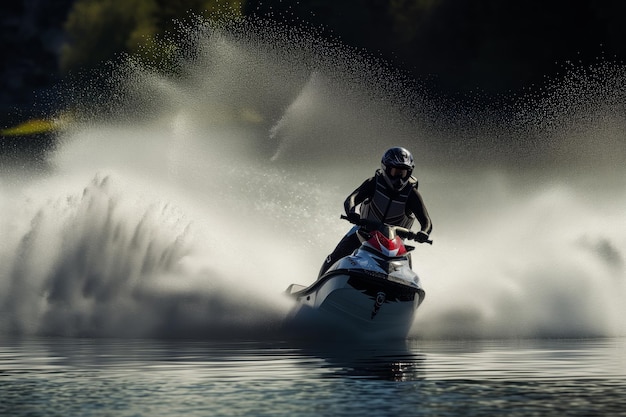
[319,170,432,276]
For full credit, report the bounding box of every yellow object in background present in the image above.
[1,115,70,136]
[1,119,57,136]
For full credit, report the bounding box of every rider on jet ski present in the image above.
[318,146,433,277]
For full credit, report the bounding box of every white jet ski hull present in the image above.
[286,271,424,340]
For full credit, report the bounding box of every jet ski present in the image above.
[285,216,431,340]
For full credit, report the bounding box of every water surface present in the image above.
[2,337,625,416]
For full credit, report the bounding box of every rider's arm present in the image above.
[408,188,433,234]
[344,177,375,214]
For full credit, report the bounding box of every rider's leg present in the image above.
[318,227,362,277]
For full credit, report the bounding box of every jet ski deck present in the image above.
[285,219,430,339]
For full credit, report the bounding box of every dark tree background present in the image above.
[245,0,626,95]
[2,0,625,130]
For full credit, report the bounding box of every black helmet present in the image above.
[381,147,414,190]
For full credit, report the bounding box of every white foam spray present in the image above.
[0,16,624,339]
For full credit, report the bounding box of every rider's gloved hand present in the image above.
[415,231,430,243]
[346,211,361,224]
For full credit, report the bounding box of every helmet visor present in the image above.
[388,166,409,179]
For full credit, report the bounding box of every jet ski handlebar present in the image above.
[340,215,433,244]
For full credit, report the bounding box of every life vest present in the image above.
[359,170,417,229]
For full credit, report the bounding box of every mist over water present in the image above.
[0,16,624,340]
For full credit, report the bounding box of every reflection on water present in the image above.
[1,337,625,416]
